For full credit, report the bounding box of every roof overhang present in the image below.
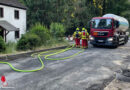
[0,21,19,31]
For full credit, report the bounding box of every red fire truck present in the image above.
[90,14,129,47]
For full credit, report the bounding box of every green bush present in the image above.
[30,23,50,44]
[17,23,66,51]
[17,33,41,50]
[0,36,6,52]
[50,23,65,38]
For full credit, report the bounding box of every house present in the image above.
[0,0,26,42]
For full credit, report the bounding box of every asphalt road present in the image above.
[0,40,130,90]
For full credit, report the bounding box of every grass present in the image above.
[0,39,69,56]
[5,42,17,54]
[37,39,69,51]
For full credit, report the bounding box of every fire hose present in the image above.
[0,45,85,72]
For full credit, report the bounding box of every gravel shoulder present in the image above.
[104,79,130,90]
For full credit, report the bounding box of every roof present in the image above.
[0,0,27,10]
[0,21,19,31]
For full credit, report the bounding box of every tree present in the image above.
[20,0,130,35]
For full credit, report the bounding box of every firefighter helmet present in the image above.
[82,28,85,31]
[76,28,80,31]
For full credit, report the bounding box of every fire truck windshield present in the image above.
[92,19,112,29]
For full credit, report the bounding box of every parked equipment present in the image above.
[90,14,129,47]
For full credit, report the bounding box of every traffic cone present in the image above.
[1,76,8,87]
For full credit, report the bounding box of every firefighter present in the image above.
[81,28,89,49]
[73,28,81,48]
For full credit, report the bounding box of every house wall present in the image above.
[0,5,26,42]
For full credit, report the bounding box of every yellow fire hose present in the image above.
[0,45,85,72]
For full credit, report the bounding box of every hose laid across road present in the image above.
[0,45,85,72]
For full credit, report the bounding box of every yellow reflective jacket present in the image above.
[73,31,81,39]
[81,30,89,39]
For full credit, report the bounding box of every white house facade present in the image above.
[0,0,27,42]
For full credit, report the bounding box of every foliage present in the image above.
[30,23,50,44]
[17,33,41,50]
[17,22,67,51]
[50,23,65,38]
[20,0,130,35]
[0,36,6,52]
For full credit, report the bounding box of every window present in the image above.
[15,31,20,39]
[0,8,4,18]
[14,10,19,19]
[92,19,112,29]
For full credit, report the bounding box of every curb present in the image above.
[0,46,67,61]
